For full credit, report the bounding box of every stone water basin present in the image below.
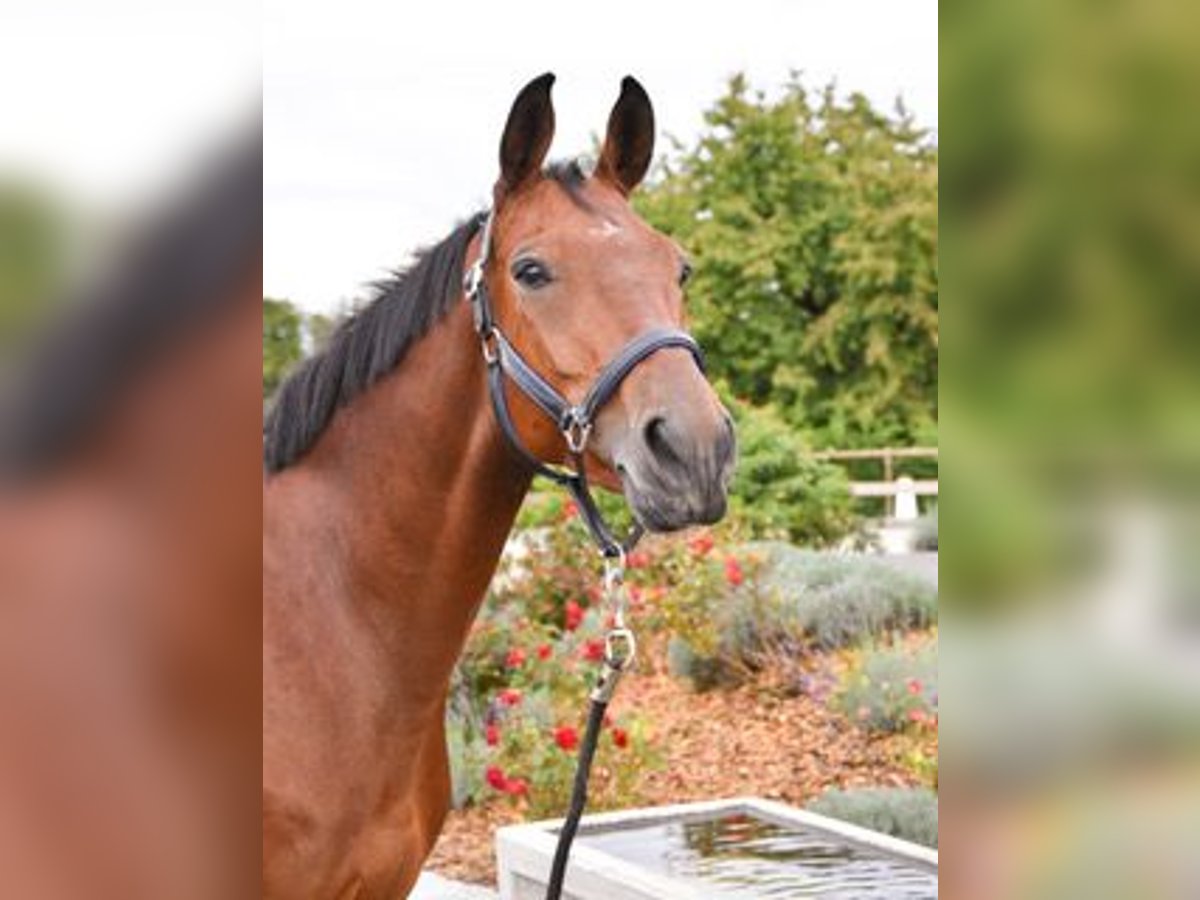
[496,796,937,899]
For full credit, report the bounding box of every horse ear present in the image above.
[496,72,556,200]
[595,76,655,195]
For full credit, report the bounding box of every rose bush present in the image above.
[447,511,670,814]
[450,600,661,816]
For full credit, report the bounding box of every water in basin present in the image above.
[576,811,937,898]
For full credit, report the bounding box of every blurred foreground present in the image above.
[0,8,261,897]
[942,0,1199,896]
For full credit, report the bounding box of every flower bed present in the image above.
[436,504,938,885]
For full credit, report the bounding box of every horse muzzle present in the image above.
[616,408,736,532]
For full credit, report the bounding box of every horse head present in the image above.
[480,73,736,532]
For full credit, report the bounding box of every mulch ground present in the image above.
[426,633,935,886]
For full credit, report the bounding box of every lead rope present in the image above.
[545,554,636,900]
[465,210,677,897]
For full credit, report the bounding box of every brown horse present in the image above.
[0,138,262,899]
[262,74,735,899]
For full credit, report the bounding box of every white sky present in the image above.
[265,0,937,314]
[1,2,936,318]
[0,1,260,208]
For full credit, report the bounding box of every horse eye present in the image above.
[679,260,694,286]
[511,258,552,289]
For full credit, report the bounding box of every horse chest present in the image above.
[263,722,448,900]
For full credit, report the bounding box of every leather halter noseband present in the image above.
[464,209,705,559]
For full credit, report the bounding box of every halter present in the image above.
[464,209,705,560]
[465,208,705,899]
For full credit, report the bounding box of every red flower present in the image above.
[554,726,579,752]
[561,500,578,521]
[485,765,507,791]
[689,533,715,556]
[536,643,553,661]
[485,724,500,746]
[505,647,526,669]
[564,600,584,632]
[627,551,650,569]
[503,776,529,797]
[611,727,629,749]
[908,708,928,726]
[724,556,745,587]
[906,678,923,696]
[582,638,605,662]
[498,688,523,707]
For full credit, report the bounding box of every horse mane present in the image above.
[0,134,262,481]
[263,159,590,473]
[262,213,485,473]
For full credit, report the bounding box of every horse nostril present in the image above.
[642,415,680,466]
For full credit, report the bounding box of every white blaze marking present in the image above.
[589,221,622,239]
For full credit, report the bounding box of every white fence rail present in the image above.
[812,447,938,519]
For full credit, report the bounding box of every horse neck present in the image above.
[292,295,532,713]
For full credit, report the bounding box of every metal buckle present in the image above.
[480,328,500,366]
[562,410,593,454]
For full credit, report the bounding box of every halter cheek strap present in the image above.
[464,210,705,559]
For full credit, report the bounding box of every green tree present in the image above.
[263,297,303,398]
[637,75,938,449]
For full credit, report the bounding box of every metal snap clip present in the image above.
[604,627,637,670]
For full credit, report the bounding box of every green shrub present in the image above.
[834,643,938,735]
[667,635,738,692]
[445,695,489,809]
[756,544,938,650]
[656,542,774,690]
[667,546,938,690]
[725,398,858,547]
[808,786,938,848]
